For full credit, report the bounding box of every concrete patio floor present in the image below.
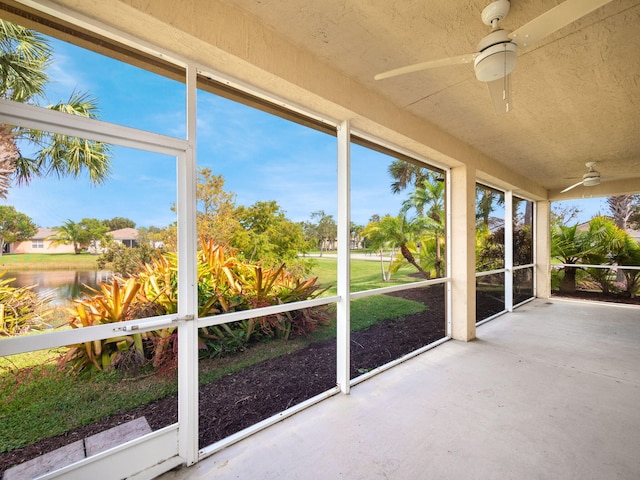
[160,298,640,480]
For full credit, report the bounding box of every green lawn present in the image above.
[311,257,421,296]
[0,254,430,452]
[0,253,98,270]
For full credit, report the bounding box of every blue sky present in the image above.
[5,34,606,230]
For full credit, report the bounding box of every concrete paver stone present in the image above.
[84,417,152,456]
[3,441,84,480]
[3,417,152,480]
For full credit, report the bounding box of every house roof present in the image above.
[107,228,139,240]
[33,228,56,239]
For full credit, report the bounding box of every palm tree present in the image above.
[388,160,432,194]
[362,214,429,278]
[606,195,637,230]
[582,216,627,294]
[0,19,111,199]
[51,219,87,254]
[617,237,640,298]
[551,224,590,293]
[402,178,445,277]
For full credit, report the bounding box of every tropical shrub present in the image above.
[616,236,640,298]
[60,277,148,374]
[0,272,53,336]
[60,241,328,374]
[97,240,160,276]
[551,216,640,297]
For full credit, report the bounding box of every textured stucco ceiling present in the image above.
[222,0,640,198]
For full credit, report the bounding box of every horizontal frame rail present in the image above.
[475,268,506,278]
[552,263,640,271]
[350,277,449,300]
[197,296,340,329]
[0,314,179,357]
[0,98,188,156]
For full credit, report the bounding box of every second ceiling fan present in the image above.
[374,0,613,114]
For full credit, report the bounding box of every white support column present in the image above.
[504,191,514,312]
[336,120,351,394]
[177,64,199,465]
[535,200,552,298]
[450,165,476,341]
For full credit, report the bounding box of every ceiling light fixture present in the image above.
[474,30,517,82]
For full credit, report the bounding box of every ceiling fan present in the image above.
[374,0,613,114]
[561,162,601,193]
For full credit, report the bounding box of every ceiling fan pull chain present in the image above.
[503,44,507,100]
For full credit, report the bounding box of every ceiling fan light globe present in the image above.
[474,42,517,81]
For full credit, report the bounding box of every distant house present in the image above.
[107,228,139,248]
[9,227,142,255]
[9,227,75,254]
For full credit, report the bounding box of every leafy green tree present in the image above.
[97,240,158,276]
[350,222,364,249]
[476,225,505,272]
[0,20,111,198]
[103,217,136,231]
[308,210,337,256]
[233,200,306,265]
[79,217,109,252]
[51,219,87,254]
[196,167,239,245]
[360,218,394,280]
[0,205,37,255]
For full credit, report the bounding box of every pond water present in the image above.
[4,270,112,305]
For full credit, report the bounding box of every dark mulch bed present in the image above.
[1,287,446,474]
[552,289,640,305]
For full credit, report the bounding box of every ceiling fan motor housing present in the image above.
[474,29,517,82]
[583,170,601,186]
[481,0,511,26]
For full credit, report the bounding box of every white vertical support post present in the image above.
[336,120,351,394]
[504,191,514,312]
[535,200,551,298]
[177,64,199,465]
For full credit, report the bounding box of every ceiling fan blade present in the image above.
[560,180,585,193]
[486,76,512,115]
[374,53,477,80]
[509,0,614,50]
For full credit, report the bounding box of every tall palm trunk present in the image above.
[0,125,18,199]
[560,266,577,293]
[435,233,442,278]
[400,243,429,278]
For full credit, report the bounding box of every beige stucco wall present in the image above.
[11,239,75,254]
